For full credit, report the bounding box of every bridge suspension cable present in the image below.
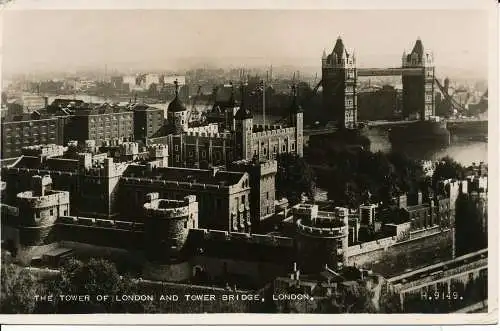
[434,78,468,114]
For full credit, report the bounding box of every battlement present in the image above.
[231,159,278,175]
[16,190,70,209]
[189,228,294,247]
[21,144,66,158]
[252,124,284,132]
[184,130,232,139]
[82,158,129,177]
[56,216,144,232]
[121,176,234,191]
[144,195,196,219]
[186,123,219,134]
[120,142,139,156]
[296,219,347,238]
[347,236,398,257]
[252,127,295,138]
[147,144,169,158]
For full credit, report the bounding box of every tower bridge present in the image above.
[320,37,436,129]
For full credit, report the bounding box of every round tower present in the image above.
[294,204,349,273]
[143,192,198,263]
[167,79,188,134]
[15,175,70,246]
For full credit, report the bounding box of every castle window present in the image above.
[50,209,54,216]
[263,148,267,155]
[202,151,206,158]
[184,221,188,228]
[282,145,286,152]
[266,192,269,200]
[291,143,295,151]
[175,145,179,151]
[242,195,245,206]
[35,211,40,218]
[63,210,68,216]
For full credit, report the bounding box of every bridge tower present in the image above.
[322,37,357,129]
[402,38,435,120]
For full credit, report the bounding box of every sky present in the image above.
[1,10,490,78]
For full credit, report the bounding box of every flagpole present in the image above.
[263,79,266,127]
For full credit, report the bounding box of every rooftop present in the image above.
[122,165,246,186]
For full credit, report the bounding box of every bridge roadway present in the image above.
[357,67,423,77]
[303,118,487,136]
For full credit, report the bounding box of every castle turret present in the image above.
[167,79,188,134]
[234,83,253,160]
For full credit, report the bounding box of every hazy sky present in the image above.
[2,10,489,77]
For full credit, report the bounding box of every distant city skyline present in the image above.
[2,10,489,80]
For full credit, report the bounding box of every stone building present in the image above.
[150,81,303,169]
[118,164,251,232]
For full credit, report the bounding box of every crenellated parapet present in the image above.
[252,127,295,139]
[21,144,66,159]
[16,190,69,210]
[188,228,294,247]
[56,216,145,232]
[184,131,232,139]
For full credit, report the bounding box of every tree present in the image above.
[314,282,377,313]
[276,153,316,204]
[0,254,39,314]
[432,156,466,189]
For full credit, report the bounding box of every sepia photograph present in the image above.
[0,0,497,325]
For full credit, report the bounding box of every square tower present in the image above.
[402,38,435,120]
[322,37,357,129]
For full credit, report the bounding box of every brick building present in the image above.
[1,114,68,159]
[67,103,134,145]
[132,103,165,142]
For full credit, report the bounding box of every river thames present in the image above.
[366,128,488,166]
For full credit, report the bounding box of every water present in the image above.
[367,128,488,166]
